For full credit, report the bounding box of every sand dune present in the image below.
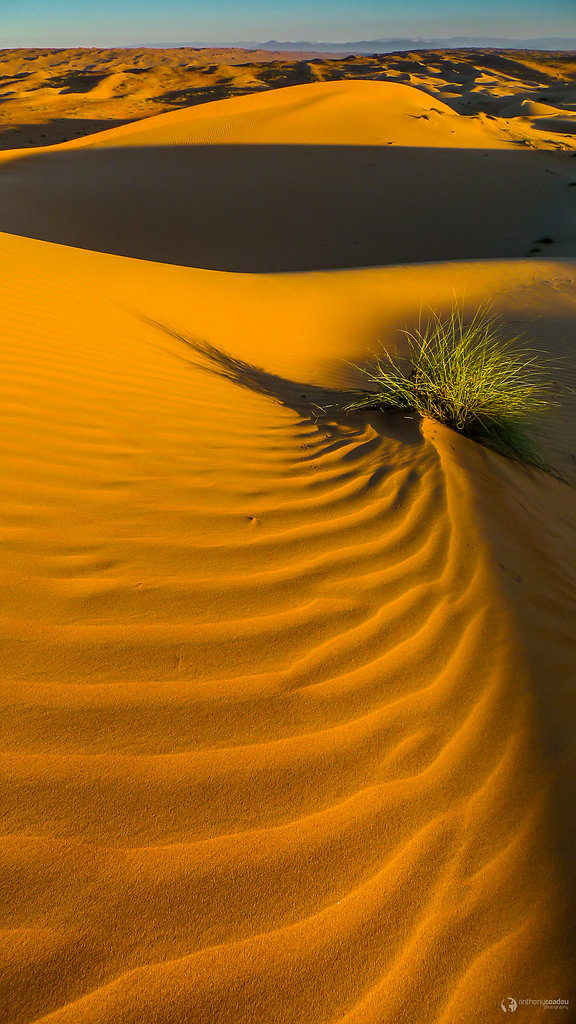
[1,46,576,150]
[0,81,575,271]
[1,60,576,1024]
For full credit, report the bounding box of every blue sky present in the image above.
[1,0,575,47]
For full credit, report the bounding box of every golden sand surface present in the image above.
[0,49,575,1024]
[0,46,575,149]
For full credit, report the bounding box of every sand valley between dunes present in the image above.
[0,47,576,1024]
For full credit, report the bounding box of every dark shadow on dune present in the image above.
[47,71,110,93]
[0,143,573,270]
[154,325,424,450]
[155,83,268,106]
[0,117,135,150]
[438,50,561,87]
[532,118,576,137]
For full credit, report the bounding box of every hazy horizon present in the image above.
[1,0,574,48]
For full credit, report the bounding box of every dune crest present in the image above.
[0,46,575,150]
[0,81,574,271]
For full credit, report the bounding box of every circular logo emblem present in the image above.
[501,997,518,1013]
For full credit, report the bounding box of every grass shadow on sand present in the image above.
[155,326,425,460]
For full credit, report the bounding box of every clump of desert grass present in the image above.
[344,305,558,469]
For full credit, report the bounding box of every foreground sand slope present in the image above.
[1,230,575,1023]
[0,81,575,1023]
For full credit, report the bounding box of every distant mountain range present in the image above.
[136,37,576,53]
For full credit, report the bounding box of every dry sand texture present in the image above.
[0,49,575,1024]
[0,46,575,149]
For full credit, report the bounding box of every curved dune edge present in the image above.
[0,81,574,274]
[0,79,515,156]
[0,226,575,1023]
[0,47,575,155]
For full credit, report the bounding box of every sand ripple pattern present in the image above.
[0,314,572,1024]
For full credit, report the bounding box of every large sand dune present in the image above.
[0,46,575,150]
[1,58,576,1024]
[1,81,575,271]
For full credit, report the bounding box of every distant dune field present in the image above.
[0,49,575,1024]
[0,45,575,149]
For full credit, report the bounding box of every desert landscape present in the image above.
[0,44,575,1024]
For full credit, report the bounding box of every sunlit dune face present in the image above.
[0,46,575,149]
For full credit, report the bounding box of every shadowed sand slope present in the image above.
[0,225,575,1022]
[0,81,575,271]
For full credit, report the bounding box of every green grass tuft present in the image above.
[344,305,558,468]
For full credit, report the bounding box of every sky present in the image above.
[1,0,575,48]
